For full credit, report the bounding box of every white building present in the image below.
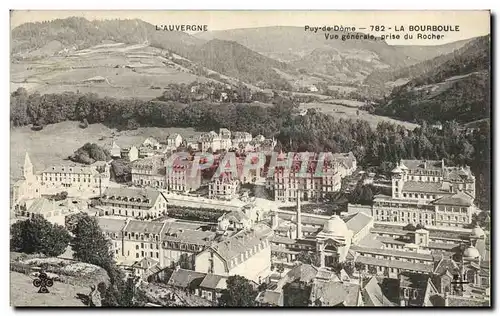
[99,187,168,219]
[166,133,183,149]
[12,153,110,206]
[195,223,273,283]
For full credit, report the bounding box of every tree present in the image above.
[10,215,71,257]
[403,223,416,231]
[71,213,137,306]
[283,280,312,306]
[355,262,366,276]
[276,263,285,277]
[296,251,320,266]
[368,266,378,275]
[257,282,268,292]
[71,214,114,269]
[110,159,132,183]
[218,275,257,307]
[343,262,355,277]
[69,143,111,165]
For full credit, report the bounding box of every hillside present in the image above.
[364,36,483,96]
[186,39,294,88]
[11,17,203,58]
[392,38,474,62]
[196,26,422,84]
[374,35,490,123]
[196,26,412,66]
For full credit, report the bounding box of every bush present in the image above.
[10,215,71,257]
[69,143,111,165]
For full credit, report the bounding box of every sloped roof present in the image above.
[362,276,396,306]
[26,198,55,215]
[210,224,272,264]
[218,210,249,223]
[167,133,181,140]
[402,181,451,194]
[355,256,434,273]
[102,187,164,208]
[97,217,128,233]
[310,281,360,306]
[285,264,319,283]
[199,274,226,290]
[42,164,98,175]
[132,257,159,269]
[401,159,442,170]
[124,220,165,234]
[346,212,373,235]
[257,291,282,306]
[167,268,206,289]
[432,191,474,206]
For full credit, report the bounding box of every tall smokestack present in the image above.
[296,190,302,239]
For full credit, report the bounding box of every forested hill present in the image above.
[373,35,490,124]
[364,35,485,96]
[11,17,202,57]
[186,39,293,87]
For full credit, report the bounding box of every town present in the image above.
[10,126,490,307]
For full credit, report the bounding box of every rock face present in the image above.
[88,285,102,307]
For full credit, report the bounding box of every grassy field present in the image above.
[11,43,206,99]
[300,102,419,130]
[10,121,202,183]
[10,272,87,307]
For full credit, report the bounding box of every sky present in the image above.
[10,10,491,46]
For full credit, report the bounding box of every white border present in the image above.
[3,1,498,315]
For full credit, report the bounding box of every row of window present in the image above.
[135,250,159,259]
[136,243,160,250]
[228,241,267,267]
[438,206,469,213]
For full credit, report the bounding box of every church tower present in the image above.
[22,152,34,180]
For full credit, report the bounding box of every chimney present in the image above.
[296,192,302,239]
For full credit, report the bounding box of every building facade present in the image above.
[99,187,168,219]
[372,159,477,228]
[12,153,110,206]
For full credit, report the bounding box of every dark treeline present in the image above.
[10,88,490,210]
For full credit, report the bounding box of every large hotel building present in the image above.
[372,159,477,228]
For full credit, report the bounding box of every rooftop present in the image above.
[351,245,434,261]
[355,256,434,273]
[401,159,443,171]
[167,268,206,289]
[310,281,360,306]
[256,291,282,306]
[199,274,227,290]
[345,212,373,235]
[432,191,474,207]
[362,276,396,306]
[211,223,272,263]
[102,187,164,208]
[124,220,165,234]
[26,198,55,215]
[97,217,128,233]
[402,181,453,194]
[42,164,99,175]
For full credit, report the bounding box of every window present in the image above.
[136,253,139,258]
